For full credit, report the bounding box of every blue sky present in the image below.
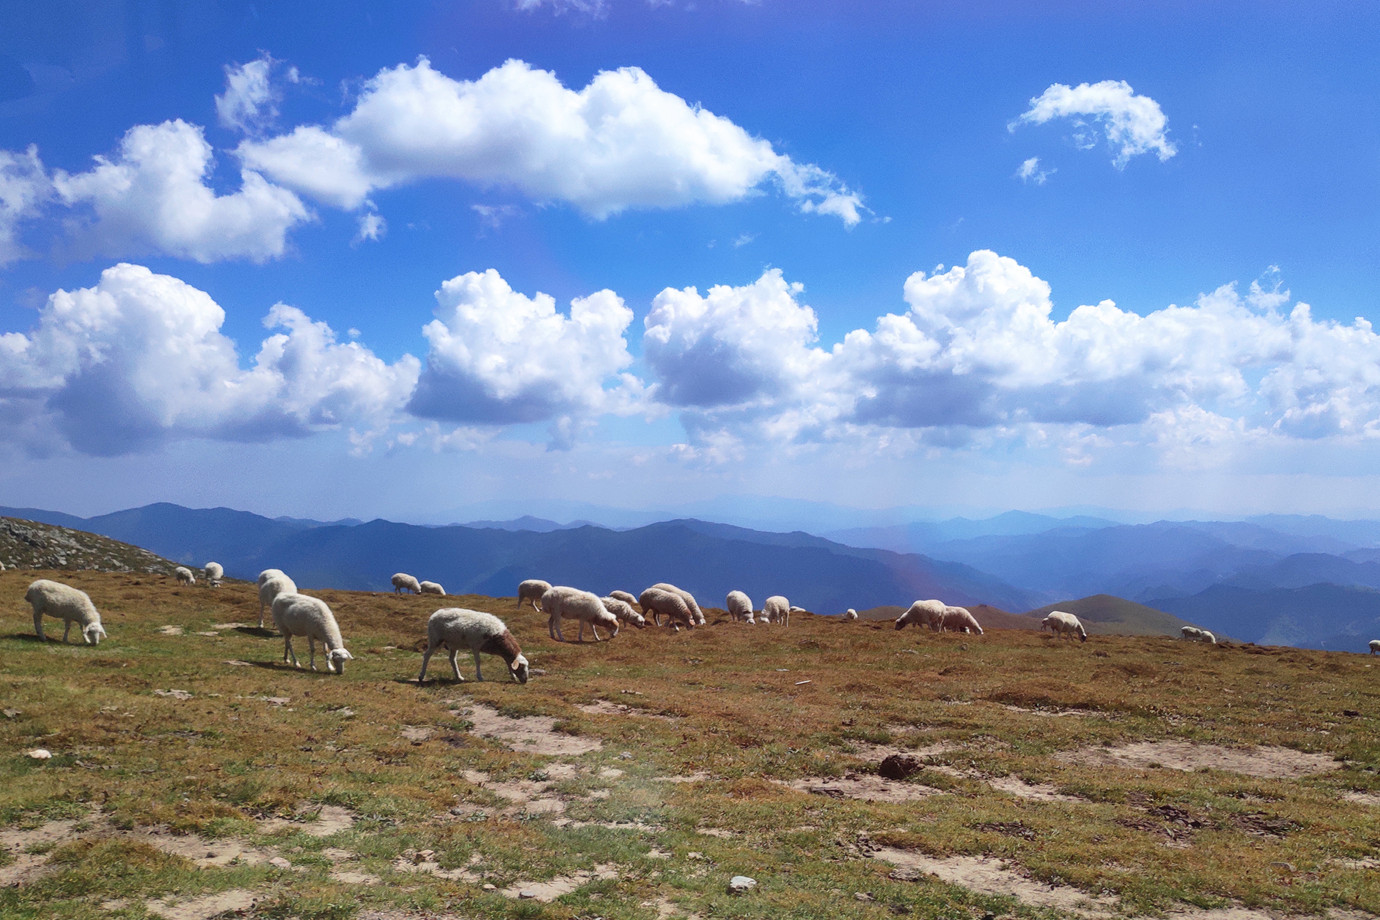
[2,1,1379,527]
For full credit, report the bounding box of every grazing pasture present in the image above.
[1,569,1378,920]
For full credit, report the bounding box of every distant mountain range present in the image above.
[6,502,1380,652]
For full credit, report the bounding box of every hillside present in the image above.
[1,570,1377,920]
[1148,583,1380,651]
[0,516,177,574]
[1026,595,1198,637]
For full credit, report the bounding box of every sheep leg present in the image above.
[471,649,484,681]
[418,645,435,683]
[449,649,464,682]
[308,637,319,671]
[283,635,300,668]
[588,622,602,642]
[32,608,45,642]
[62,620,72,643]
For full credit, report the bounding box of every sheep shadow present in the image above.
[233,626,280,638]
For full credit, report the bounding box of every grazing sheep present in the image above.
[258,573,298,629]
[542,585,620,642]
[174,566,196,586]
[257,568,285,588]
[638,586,695,629]
[418,608,529,684]
[940,605,983,635]
[761,595,791,627]
[517,578,552,611]
[419,580,446,596]
[25,579,106,645]
[651,583,705,626]
[1370,639,1380,655]
[608,589,640,609]
[895,599,946,630]
[271,593,353,674]
[601,595,646,629]
[726,590,754,623]
[203,561,223,587]
[392,572,421,595]
[1041,610,1087,642]
[843,608,859,621]
[1181,625,1217,644]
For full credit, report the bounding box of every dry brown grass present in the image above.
[2,568,1378,919]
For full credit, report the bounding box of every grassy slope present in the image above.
[1027,595,1197,637]
[0,570,1377,920]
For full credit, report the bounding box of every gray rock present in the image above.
[728,875,757,894]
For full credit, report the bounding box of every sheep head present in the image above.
[84,623,107,645]
[510,654,530,684]
[328,648,354,674]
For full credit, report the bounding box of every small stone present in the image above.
[482,883,497,891]
[728,875,757,894]
[619,751,633,760]
[25,748,52,760]
[518,890,538,899]
[3,709,20,718]
[269,856,292,870]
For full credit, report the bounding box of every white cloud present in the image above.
[0,145,50,265]
[239,57,862,224]
[1011,80,1176,168]
[407,268,638,433]
[0,263,418,456]
[353,209,386,243]
[1016,156,1053,185]
[215,55,294,135]
[53,120,313,263]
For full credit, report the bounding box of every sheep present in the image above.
[601,595,646,629]
[203,561,223,587]
[940,605,983,635]
[25,578,106,645]
[608,589,640,609]
[517,578,552,611]
[419,580,446,596]
[726,590,754,623]
[761,595,791,627]
[271,593,352,674]
[418,608,529,684]
[174,566,196,586]
[638,586,695,629]
[392,572,421,595]
[258,573,298,629]
[895,599,946,630]
[1369,639,1380,655]
[1180,625,1216,644]
[542,585,620,642]
[651,583,705,626]
[257,568,285,588]
[843,608,859,621]
[1041,610,1087,642]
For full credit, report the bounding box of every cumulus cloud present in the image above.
[1011,80,1176,167]
[239,57,863,224]
[52,120,314,263]
[215,54,300,134]
[407,268,639,433]
[0,145,50,265]
[1016,156,1052,185]
[0,263,418,456]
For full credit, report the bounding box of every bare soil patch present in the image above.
[499,863,618,901]
[136,828,278,867]
[0,815,93,886]
[783,773,944,803]
[1065,742,1340,779]
[258,804,356,837]
[872,846,1116,916]
[146,889,261,920]
[1342,790,1380,807]
[451,701,602,755]
[577,699,679,719]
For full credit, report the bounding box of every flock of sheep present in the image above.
[18,564,1380,675]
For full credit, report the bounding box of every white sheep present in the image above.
[392,572,421,595]
[258,573,298,629]
[1180,625,1216,644]
[174,566,196,586]
[1041,610,1087,642]
[601,595,646,629]
[608,589,640,609]
[543,585,620,642]
[940,605,983,635]
[843,608,859,621]
[1370,639,1380,655]
[895,599,946,630]
[203,561,223,587]
[726,590,754,623]
[651,582,705,625]
[418,608,529,684]
[271,593,353,674]
[419,580,446,596]
[517,578,552,611]
[761,595,791,627]
[25,579,106,645]
[257,568,285,588]
[638,586,695,629]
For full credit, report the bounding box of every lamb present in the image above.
[258,573,298,629]
[271,593,353,674]
[638,586,695,629]
[419,580,446,596]
[940,605,983,635]
[601,595,646,629]
[895,599,946,630]
[174,566,196,586]
[761,595,791,627]
[418,608,529,684]
[651,583,705,626]
[517,578,552,611]
[1041,610,1087,642]
[843,608,859,621]
[726,590,754,623]
[542,585,620,642]
[1181,625,1216,644]
[25,578,107,645]
[392,572,421,595]
[1369,639,1380,655]
[203,561,223,587]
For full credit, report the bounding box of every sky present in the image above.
[1,0,1379,528]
